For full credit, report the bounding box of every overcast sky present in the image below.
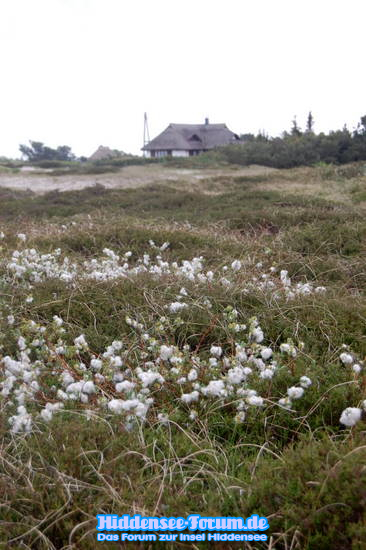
[1,0,365,158]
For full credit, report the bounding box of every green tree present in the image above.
[306,111,314,133]
[290,116,302,137]
[19,141,75,162]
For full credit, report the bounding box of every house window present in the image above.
[188,134,202,142]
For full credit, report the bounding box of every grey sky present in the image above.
[1,0,365,158]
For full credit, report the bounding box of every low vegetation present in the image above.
[0,162,366,549]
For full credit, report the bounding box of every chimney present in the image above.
[205,117,209,125]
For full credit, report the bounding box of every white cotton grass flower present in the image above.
[236,347,248,363]
[260,368,274,379]
[112,340,123,351]
[181,391,200,404]
[74,334,88,350]
[227,366,246,384]
[247,395,264,407]
[251,327,264,344]
[8,406,32,433]
[231,260,242,271]
[201,380,226,397]
[66,381,84,395]
[280,343,290,354]
[280,270,291,287]
[220,277,231,287]
[40,402,64,422]
[108,398,147,416]
[260,347,272,360]
[53,315,63,327]
[278,397,292,409]
[170,355,183,366]
[202,297,212,309]
[168,301,187,314]
[159,345,174,361]
[340,352,353,365]
[339,407,362,427]
[0,231,5,239]
[187,368,198,381]
[210,345,223,358]
[40,408,53,422]
[157,413,169,425]
[287,386,304,400]
[234,411,246,423]
[90,358,103,371]
[110,356,123,368]
[300,376,312,388]
[82,381,96,394]
[280,342,297,357]
[56,389,68,400]
[115,380,135,393]
[17,336,26,351]
[137,369,164,387]
[61,372,75,387]
[17,233,26,242]
[352,364,362,374]
[108,399,125,414]
[315,286,326,294]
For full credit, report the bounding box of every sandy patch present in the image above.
[0,165,276,195]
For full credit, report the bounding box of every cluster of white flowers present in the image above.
[338,349,365,427]
[3,237,363,437]
[0,304,327,435]
[7,248,77,283]
[339,349,363,375]
[4,241,326,304]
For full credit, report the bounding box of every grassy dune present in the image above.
[0,162,366,549]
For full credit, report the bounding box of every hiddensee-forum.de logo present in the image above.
[96,513,269,542]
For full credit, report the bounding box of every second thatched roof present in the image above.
[89,146,126,161]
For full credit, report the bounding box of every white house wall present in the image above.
[172,150,189,157]
[144,150,190,158]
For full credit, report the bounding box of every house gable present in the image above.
[188,134,202,142]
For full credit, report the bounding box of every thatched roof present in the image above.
[89,146,125,161]
[142,123,239,151]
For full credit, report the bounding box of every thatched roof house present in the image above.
[89,146,126,161]
[142,119,240,158]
